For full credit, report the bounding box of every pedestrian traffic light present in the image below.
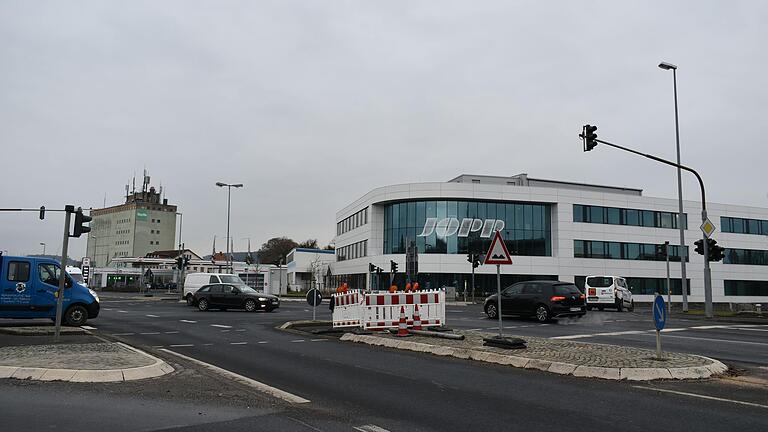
[72,207,92,238]
[39,206,45,220]
[580,124,598,151]
[390,260,398,273]
[708,238,725,262]
[694,239,704,256]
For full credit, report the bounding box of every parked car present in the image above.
[484,280,586,322]
[183,273,247,305]
[194,283,280,312]
[584,275,634,311]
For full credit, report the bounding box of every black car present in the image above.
[193,283,280,312]
[484,280,586,322]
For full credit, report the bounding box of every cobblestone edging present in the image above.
[0,342,174,382]
[340,332,727,381]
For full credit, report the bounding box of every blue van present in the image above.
[0,255,99,326]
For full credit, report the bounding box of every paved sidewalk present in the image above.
[0,339,173,382]
[341,330,727,381]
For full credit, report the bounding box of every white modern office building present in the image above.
[332,173,768,304]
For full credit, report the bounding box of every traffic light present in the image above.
[369,263,376,273]
[708,238,725,262]
[467,253,473,263]
[176,257,184,270]
[472,254,480,269]
[655,243,668,258]
[72,207,92,238]
[694,239,704,256]
[390,260,398,273]
[376,267,383,275]
[39,206,45,220]
[581,124,598,151]
[183,256,191,268]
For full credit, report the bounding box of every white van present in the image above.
[584,275,634,311]
[183,273,247,305]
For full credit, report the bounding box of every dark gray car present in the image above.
[194,283,279,312]
[484,280,586,322]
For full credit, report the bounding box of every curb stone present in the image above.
[0,342,173,383]
[340,333,725,381]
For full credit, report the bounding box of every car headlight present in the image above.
[88,289,100,303]
[258,297,267,301]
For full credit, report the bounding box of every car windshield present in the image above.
[554,284,582,295]
[586,277,613,288]
[219,275,244,284]
[70,273,84,283]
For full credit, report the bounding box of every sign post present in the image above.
[653,293,667,359]
[483,231,513,339]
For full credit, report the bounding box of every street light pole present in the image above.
[40,242,46,256]
[659,61,689,312]
[215,182,243,274]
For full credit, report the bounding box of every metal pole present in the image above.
[656,329,662,359]
[665,241,671,317]
[471,255,476,303]
[226,186,231,273]
[54,207,73,342]
[496,264,502,338]
[702,210,713,318]
[671,68,689,313]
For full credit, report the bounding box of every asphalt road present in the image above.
[2,295,767,432]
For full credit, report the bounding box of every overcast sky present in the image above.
[2,0,766,258]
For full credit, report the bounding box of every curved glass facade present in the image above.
[382,200,552,256]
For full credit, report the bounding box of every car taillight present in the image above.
[550,296,566,302]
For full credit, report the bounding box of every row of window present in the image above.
[723,248,768,266]
[6,262,65,287]
[117,218,132,224]
[150,218,162,223]
[721,216,768,236]
[149,240,160,245]
[116,229,130,235]
[574,240,688,262]
[573,204,687,230]
[150,229,161,234]
[336,240,368,262]
[337,207,368,236]
[724,280,768,296]
[115,240,130,245]
[113,251,129,257]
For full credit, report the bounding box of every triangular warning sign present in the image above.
[484,231,513,265]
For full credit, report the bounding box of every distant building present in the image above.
[86,173,178,267]
[286,248,335,292]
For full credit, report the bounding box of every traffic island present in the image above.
[0,342,174,382]
[340,330,727,381]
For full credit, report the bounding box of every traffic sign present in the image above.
[483,231,513,265]
[653,295,667,331]
[700,218,716,238]
[306,288,322,307]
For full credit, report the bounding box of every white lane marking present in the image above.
[203,343,213,346]
[180,320,197,323]
[140,332,160,335]
[164,331,179,334]
[291,339,305,343]
[146,314,159,318]
[354,425,392,432]
[258,341,268,344]
[103,308,113,311]
[159,349,310,404]
[152,345,164,348]
[80,325,97,330]
[467,328,483,331]
[639,333,768,346]
[230,342,248,345]
[169,344,194,348]
[235,329,246,332]
[211,324,232,329]
[734,327,768,332]
[310,339,327,342]
[633,386,768,409]
[552,330,647,340]
[117,310,128,313]
[112,333,135,336]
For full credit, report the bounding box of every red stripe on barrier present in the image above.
[406,294,414,304]
[392,295,399,305]
[420,294,428,303]
[377,295,385,306]
[434,293,438,303]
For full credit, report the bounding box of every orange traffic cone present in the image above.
[396,306,410,337]
[413,304,423,330]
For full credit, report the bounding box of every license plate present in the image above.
[570,307,582,312]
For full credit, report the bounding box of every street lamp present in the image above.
[40,242,46,256]
[215,182,243,273]
[658,61,689,312]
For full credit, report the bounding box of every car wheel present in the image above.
[485,302,498,319]
[245,299,257,312]
[628,300,635,312]
[186,294,195,306]
[535,305,550,323]
[616,299,624,312]
[64,305,88,326]
[198,298,209,311]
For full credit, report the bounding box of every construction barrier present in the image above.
[332,290,446,330]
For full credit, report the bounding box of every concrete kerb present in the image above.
[340,333,726,382]
[0,342,174,383]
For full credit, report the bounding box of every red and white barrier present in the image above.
[332,289,446,330]
[332,290,363,328]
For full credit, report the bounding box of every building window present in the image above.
[574,240,688,262]
[337,207,369,236]
[336,240,367,262]
[573,204,687,230]
[725,280,768,296]
[721,216,768,236]
[723,248,768,266]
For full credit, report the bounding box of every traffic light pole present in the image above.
[55,206,74,342]
[591,137,713,318]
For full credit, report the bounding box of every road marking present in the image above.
[112,333,135,336]
[146,314,159,318]
[552,330,646,340]
[152,345,164,348]
[103,308,113,311]
[291,339,305,343]
[180,320,197,323]
[230,342,247,345]
[235,329,246,332]
[203,343,213,346]
[80,325,97,330]
[633,385,768,409]
[169,344,194,348]
[639,333,768,346]
[310,339,327,342]
[354,425,392,432]
[117,310,128,313]
[258,341,268,344]
[734,327,768,332]
[467,328,483,331]
[140,332,160,335]
[159,349,310,404]
[164,331,179,334]
[211,324,232,329]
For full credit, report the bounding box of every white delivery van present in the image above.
[584,275,634,311]
[183,273,247,305]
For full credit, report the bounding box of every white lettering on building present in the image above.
[418,218,505,238]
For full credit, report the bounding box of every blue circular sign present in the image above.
[653,295,667,331]
[306,289,322,307]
